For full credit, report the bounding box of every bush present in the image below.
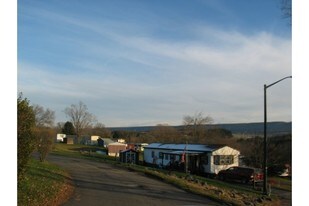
[18,94,36,181]
[37,128,55,162]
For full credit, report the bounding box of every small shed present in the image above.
[119,149,139,164]
[107,142,127,157]
[63,137,74,144]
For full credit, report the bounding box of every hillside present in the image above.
[108,121,291,136]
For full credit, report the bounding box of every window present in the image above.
[151,151,155,158]
[165,154,169,160]
[214,155,234,165]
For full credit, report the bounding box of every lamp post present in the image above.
[263,76,292,195]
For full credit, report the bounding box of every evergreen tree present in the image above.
[62,121,76,135]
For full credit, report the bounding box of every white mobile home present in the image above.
[90,135,100,145]
[143,143,240,175]
[56,134,66,142]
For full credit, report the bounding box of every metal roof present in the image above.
[162,150,205,155]
[144,143,224,152]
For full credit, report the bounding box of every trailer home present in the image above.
[107,142,127,157]
[143,143,240,176]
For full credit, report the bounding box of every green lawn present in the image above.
[18,158,74,206]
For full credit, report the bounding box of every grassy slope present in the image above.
[18,158,74,206]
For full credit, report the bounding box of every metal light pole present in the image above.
[263,76,292,195]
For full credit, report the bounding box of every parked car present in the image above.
[217,166,264,184]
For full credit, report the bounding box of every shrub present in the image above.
[18,94,36,181]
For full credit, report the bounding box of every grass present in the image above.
[18,158,74,206]
[122,164,280,206]
[51,143,106,157]
[268,176,291,191]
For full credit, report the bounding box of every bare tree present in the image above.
[56,122,65,133]
[64,101,97,141]
[33,104,55,127]
[281,0,291,25]
[150,124,180,143]
[92,122,111,138]
[36,127,55,162]
[32,104,56,162]
[183,112,213,143]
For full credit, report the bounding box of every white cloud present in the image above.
[18,6,291,127]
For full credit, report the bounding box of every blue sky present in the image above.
[17,0,292,127]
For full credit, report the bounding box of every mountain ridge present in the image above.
[108,121,292,136]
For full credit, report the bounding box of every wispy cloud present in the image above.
[18,1,291,127]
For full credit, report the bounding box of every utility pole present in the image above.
[263,76,292,195]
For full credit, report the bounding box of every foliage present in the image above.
[111,130,139,142]
[237,136,264,168]
[236,134,291,169]
[205,128,233,139]
[281,0,291,25]
[18,158,73,206]
[149,124,180,143]
[18,94,36,180]
[37,128,56,162]
[62,121,76,135]
[267,134,291,166]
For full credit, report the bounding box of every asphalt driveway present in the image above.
[47,155,223,206]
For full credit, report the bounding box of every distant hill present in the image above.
[208,122,291,136]
[108,121,291,136]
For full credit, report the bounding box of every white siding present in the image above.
[210,146,240,174]
[144,148,181,167]
[56,134,66,142]
[144,144,240,175]
[91,135,100,141]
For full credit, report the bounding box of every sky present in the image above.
[17,0,292,127]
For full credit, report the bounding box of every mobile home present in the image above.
[143,143,240,176]
[107,142,127,157]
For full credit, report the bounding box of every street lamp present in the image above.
[263,76,292,195]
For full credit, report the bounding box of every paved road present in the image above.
[47,155,223,206]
